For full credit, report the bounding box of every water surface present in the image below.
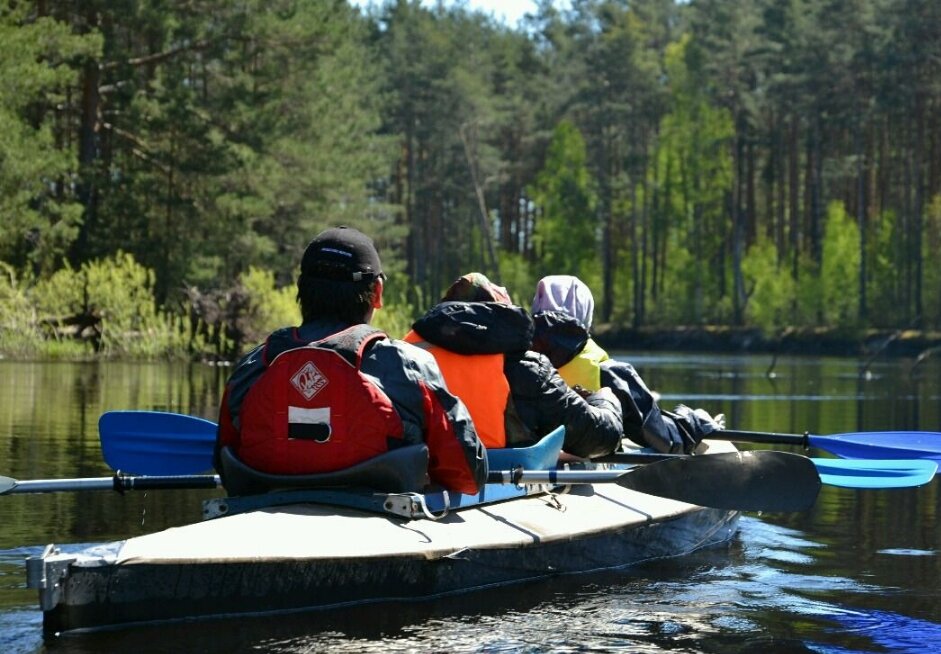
[1,353,939,653]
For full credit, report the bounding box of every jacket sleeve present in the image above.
[506,351,622,458]
[599,359,695,454]
[364,340,488,494]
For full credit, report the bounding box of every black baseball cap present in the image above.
[300,226,383,282]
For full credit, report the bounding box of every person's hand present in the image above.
[673,404,725,452]
[571,384,593,399]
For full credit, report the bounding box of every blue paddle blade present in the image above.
[811,457,938,489]
[99,411,216,475]
[809,431,941,463]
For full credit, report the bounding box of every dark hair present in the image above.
[297,273,378,324]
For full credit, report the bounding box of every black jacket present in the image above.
[532,311,699,454]
[412,302,623,458]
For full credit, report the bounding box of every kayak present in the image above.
[26,429,742,635]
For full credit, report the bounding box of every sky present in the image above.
[436,0,541,25]
[353,1,563,27]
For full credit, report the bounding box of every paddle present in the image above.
[99,410,217,475]
[594,452,938,489]
[490,450,820,512]
[4,450,818,512]
[711,429,941,464]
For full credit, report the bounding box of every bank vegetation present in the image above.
[1,0,939,360]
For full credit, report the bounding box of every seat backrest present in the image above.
[487,424,565,471]
[220,444,430,497]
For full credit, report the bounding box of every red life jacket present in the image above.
[235,324,405,475]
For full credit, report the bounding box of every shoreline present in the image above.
[3,325,941,363]
[593,325,941,360]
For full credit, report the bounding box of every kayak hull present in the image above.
[32,480,738,634]
[29,435,741,634]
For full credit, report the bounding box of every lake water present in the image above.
[1,352,940,653]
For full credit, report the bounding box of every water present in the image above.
[1,353,940,653]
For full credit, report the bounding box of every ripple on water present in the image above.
[876,549,937,557]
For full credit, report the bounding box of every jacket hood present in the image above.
[531,311,589,369]
[412,301,533,355]
[531,275,594,330]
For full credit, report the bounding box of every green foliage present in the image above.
[0,262,44,355]
[645,244,695,325]
[29,252,196,358]
[2,0,941,362]
[793,254,824,327]
[647,34,734,324]
[0,6,100,275]
[820,202,860,328]
[529,120,598,278]
[69,1,394,303]
[371,273,421,340]
[866,209,903,328]
[496,251,539,310]
[741,240,796,335]
[238,267,301,340]
[924,195,941,327]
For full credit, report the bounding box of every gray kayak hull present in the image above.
[31,480,739,634]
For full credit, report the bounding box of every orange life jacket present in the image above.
[403,330,508,448]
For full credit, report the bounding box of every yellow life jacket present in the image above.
[403,330,508,448]
[557,337,609,392]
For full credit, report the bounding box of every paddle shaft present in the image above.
[492,450,820,512]
[708,429,810,447]
[488,469,635,485]
[1,474,221,495]
[701,429,941,468]
[4,469,723,495]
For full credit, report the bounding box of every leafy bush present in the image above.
[28,252,195,358]
[742,239,796,335]
[820,202,860,329]
[0,262,44,355]
[238,267,301,340]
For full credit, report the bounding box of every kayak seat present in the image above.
[219,445,430,497]
[487,425,565,471]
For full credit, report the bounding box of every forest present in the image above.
[1,0,940,359]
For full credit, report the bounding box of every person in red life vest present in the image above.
[530,274,724,454]
[404,272,622,458]
[215,227,487,495]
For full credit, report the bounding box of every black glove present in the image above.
[672,404,726,453]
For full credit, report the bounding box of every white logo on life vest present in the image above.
[291,361,328,400]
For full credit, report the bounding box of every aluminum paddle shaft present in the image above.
[0,474,221,495]
[490,450,821,513]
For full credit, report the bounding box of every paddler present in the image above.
[530,274,725,454]
[214,226,487,495]
[404,272,623,459]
